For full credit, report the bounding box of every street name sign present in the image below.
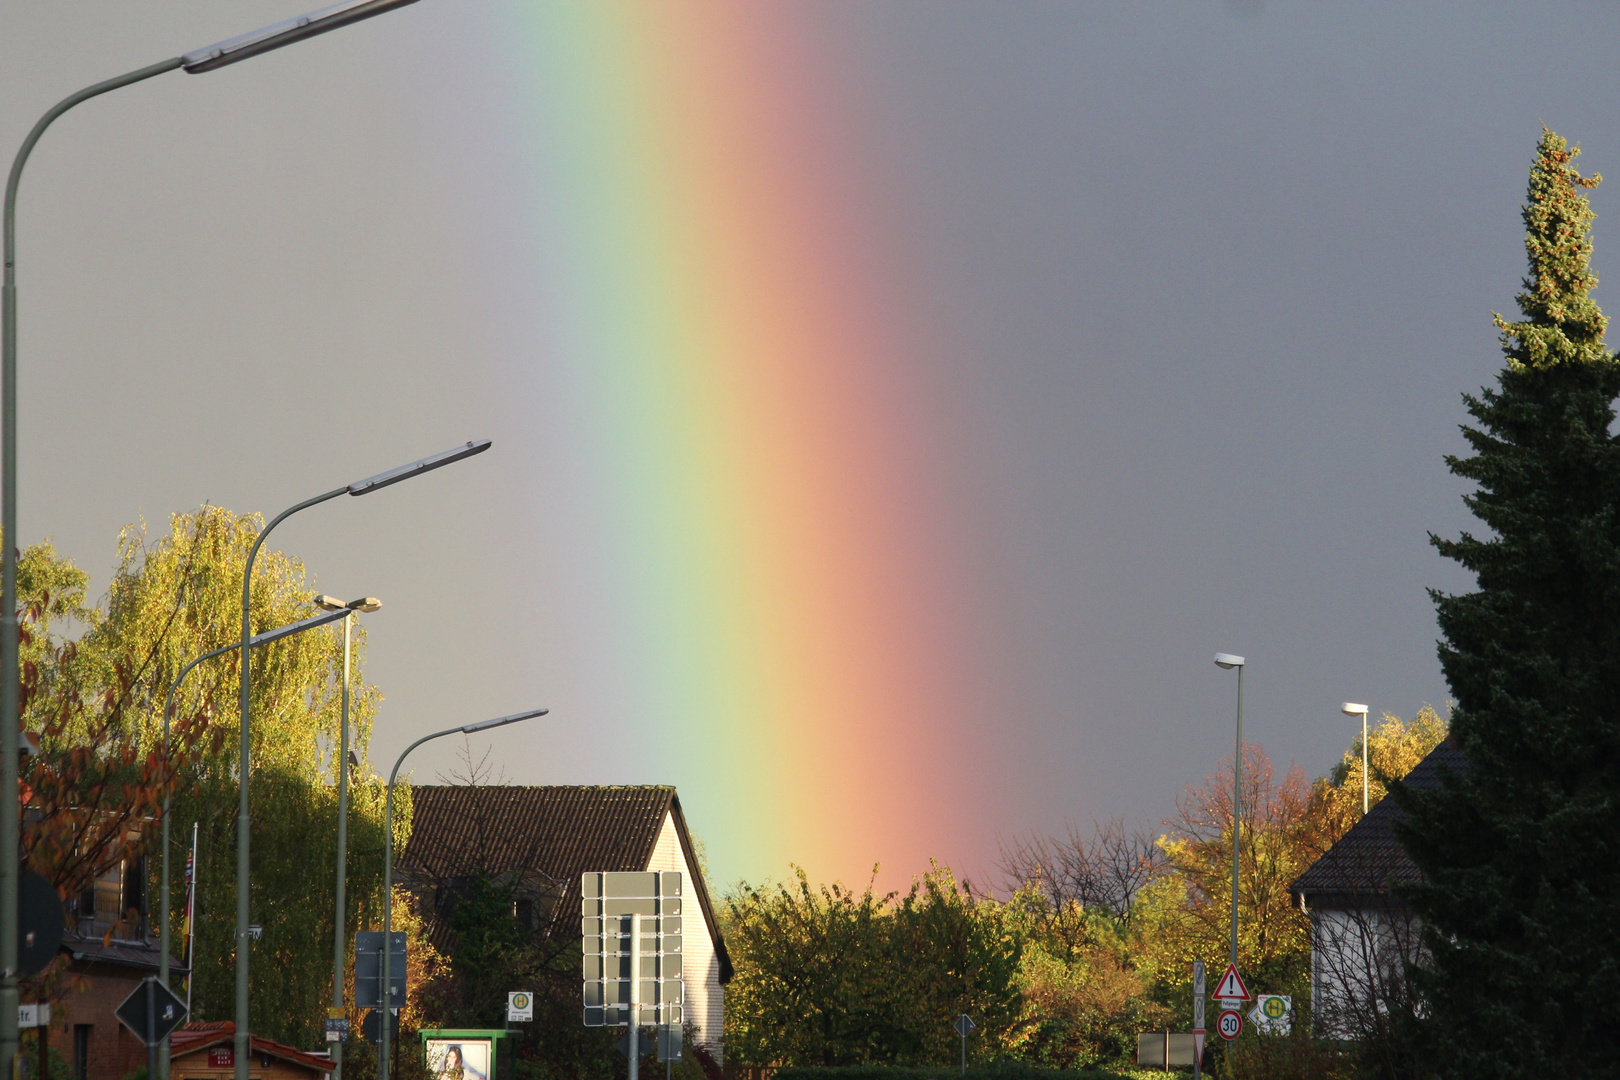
[1212,963,1250,1003]
[581,871,683,1027]
[1216,1009,1242,1041]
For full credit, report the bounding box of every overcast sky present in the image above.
[4,2,1618,889]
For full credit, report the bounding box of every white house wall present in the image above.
[643,810,723,1061]
[1310,906,1423,1039]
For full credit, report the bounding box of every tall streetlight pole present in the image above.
[1,3,424,1072]
[159,608,353,1079]
[1341,702,1371,816]
[236,440,487,1080]
[1213,653,1245,970]
[314,594,382,1080]
[379,709,549,1080]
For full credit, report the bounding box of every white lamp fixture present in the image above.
[1341,702,1371,815]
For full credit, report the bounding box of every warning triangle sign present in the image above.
[1213,963,1251,1001]
[1193,1030,1206,1063]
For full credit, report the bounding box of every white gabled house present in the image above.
[397,785,732,1065]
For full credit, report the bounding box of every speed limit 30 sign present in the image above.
[1217,1009,1243,1041]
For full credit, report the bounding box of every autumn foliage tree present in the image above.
[9,508,399,1046]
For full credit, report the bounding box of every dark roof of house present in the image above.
[398,785,732,983]
[61,931,187,974]
[171,1021,331,1074]
[1291,738,1469,907]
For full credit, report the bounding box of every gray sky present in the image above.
[3,2,1617,889]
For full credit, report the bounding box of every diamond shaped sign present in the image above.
[115,978,187,1047]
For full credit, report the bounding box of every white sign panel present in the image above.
[507,991,534,1023]
[1249,994,1292,1035]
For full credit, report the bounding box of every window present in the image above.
[73,1025,89,1080]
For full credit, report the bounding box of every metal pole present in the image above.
[145,977,157,1080]
[380,723,503,1080]
[332,613,351,1080]
[236,489,345,1080]
[1362,709,1369,816]
[1229,664,1244,970]
[960,1029,966,1076]
[1,56,182,1077]
[629,913,639,1080]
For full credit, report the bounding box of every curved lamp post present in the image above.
[159,607,352,1078]
[379,708,549,1080]
[1341,702,1371,816]
[313,594,382,1080]
[236,440,487,1079]
[1214,653,1245,971]
[1,2,424,1071]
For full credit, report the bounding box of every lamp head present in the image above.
[182,0,422,74]
[347,439,492,496]
[348,597,383,613]
[461,707,548,734]
[1213,652,1245,670]
[313,594,346,612]
[1341,702,1369,717]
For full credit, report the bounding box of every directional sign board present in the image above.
[355,932,407,1009]
[582,871,683,1026]
[1249,994,1292,1036]
[1216,1009,1243,1042]
[1212,963,1251,1003]
[115,977,187,1047]
[657,1025,682,1063]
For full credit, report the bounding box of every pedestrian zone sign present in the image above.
[1212,963,1250,1002]
[1248,994,1291,1036]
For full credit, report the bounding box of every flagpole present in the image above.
[184,823,198,1019]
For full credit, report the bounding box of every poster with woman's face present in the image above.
[426,1039,491,1080]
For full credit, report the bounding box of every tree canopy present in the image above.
[1400,128,1620,1077]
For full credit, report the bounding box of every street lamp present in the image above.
[1213,653,1245,971]
[1341,702,1371,816]
[1,2,424,1072]
[158,608,352,1079]
[379,708,549,1080]
[236,441,488,1080]
[313,594,382,1080]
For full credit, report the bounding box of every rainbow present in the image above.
[489,4,990,888]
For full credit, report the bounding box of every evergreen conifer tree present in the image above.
[1397,129,1620,1077]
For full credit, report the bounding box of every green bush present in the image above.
[775,1061,1129,1080]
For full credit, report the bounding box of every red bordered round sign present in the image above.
[1217,1009,1243,1041]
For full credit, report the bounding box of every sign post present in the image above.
[954,1014,975,1076]
[1191,961,1205,1080]
[1248,995,1292,1036]
[582,871,684,1080]
[506,993,533,1024]
[116,977,187,1080]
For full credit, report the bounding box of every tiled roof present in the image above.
[1291,739,1470,905]
[400,785,675,882]
[61,931,186,973]
[397,785,731,982]
[170,1021,331,1074]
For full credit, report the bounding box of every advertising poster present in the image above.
[426,1038,492,1080]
